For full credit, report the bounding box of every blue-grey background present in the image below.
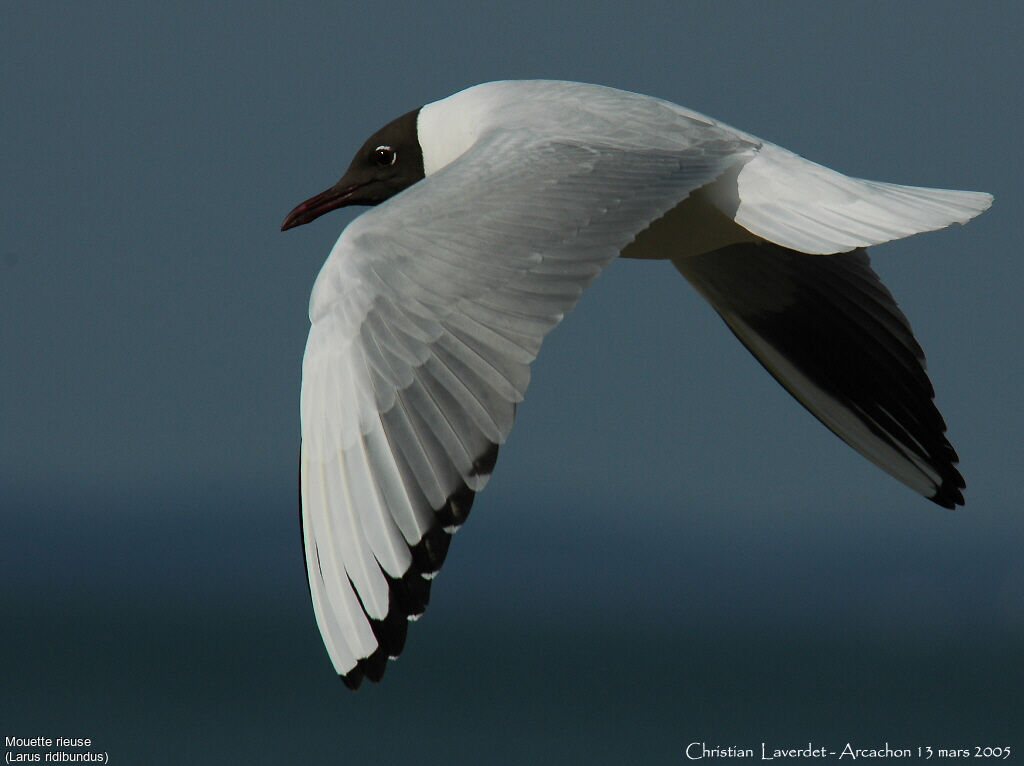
[2,2,1021,762]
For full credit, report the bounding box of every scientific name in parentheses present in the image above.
[5,737,98,764]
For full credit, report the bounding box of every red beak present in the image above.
[281,182,365,231]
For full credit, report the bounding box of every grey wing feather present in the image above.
[302,128,755,685]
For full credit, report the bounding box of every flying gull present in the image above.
[281,80,992,688]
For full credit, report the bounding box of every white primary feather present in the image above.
[301,109,753,678]
[290,80,991,685]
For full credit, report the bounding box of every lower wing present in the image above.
[672,242,964,507]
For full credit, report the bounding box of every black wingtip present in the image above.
[341,668,364,690]
[360,648,389,682]
[324,442,501,690]
[410,525,453,573]
[339,645,391,689]
[927,446,965,509]
[930,475,966,509]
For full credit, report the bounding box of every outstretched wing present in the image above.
[702,142,992,254]
[300,127,754,687]
[672,242,965,507]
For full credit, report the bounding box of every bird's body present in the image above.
[281,80,991,688]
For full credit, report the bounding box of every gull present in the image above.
[281,80,992,688]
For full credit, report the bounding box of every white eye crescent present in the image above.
[373,145,397,167]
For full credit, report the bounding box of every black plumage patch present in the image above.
[680,242,964,507]
[336,442,501,689]
[410,526,452,573]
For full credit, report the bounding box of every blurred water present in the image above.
[3,486,1021,764]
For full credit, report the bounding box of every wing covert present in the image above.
[301,128,755,685]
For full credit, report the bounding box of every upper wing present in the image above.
[702,142,993,254]
[672,242,965,508]
[300,127,754,687]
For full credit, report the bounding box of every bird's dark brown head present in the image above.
[281,108,425,231]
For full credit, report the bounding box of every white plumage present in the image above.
[283,80,991,687]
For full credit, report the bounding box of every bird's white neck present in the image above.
[417,90,490,177]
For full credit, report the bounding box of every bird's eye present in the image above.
[373,145,396,167]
